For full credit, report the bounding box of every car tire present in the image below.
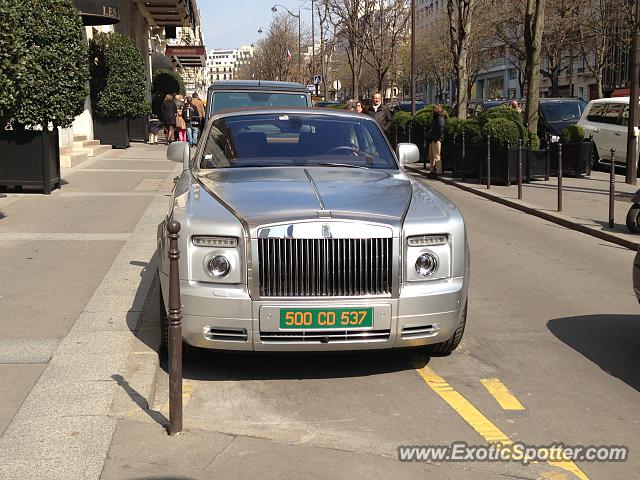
[424,302,467,356]
[159,284,169,352]
[626,203,640,233]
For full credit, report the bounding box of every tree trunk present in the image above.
[524,0,546,134]
[595,71,603,99]
[551,69,559,97]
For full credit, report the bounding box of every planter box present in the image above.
[526,148,550,181]
[128,116,148,143]
[549,142,592,176]
[93,117,129,149]
[480,145,522,186]
[452,143,484,179]
[0,129,60,194]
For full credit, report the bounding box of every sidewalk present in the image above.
[406,165,640,251]
[0,142,180,479]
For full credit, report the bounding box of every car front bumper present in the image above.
[160,273,468,352]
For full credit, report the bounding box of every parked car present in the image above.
[205,80,311,122]
[158,108,470,354]
[538,97,587,141]
[467,99,524,117]
[396,101,427,112]
[633,247,640,302]
[578,97,632,168]
[316,100,342,108]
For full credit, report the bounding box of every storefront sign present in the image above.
[73,0,120,26]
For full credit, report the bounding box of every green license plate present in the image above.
[280,307,373,329]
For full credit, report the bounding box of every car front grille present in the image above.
[257,238,393,297]
[260,329,390,343]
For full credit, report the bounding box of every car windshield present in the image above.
[209,92,308,114]
[198,113,397,170]
[541,101,587,122]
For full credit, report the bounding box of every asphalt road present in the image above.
[121,176,640,480]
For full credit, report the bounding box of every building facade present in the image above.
[206,46,255,83]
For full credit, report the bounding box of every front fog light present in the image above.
[415,252,439,277]
[207,255,231,277]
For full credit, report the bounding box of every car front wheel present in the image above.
[424,302,467,356]
[590,142,601,171]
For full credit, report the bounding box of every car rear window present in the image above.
[587,103,625,125]
[209,92,309,114]
[198,113,397,170]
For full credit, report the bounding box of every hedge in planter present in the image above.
[0,0,88,194]
[152,69,186,116]
[90,32,148,148]
[549,125,591,176]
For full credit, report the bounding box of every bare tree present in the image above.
[248,14,298,82]
[447,0,477,119]
[361,0,411,93]
[577,0,625,98]
[540,0,581,97]
[324,0,369,99]
[493,0,527,96]
[524,0,546,133]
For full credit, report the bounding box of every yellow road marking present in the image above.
[415,366,589,480]
[160,382,194,413]
[481,378,526,411]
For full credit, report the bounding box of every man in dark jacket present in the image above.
[429,104,446,176]
[365,93,393,134]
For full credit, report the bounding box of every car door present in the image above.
[604,102,627,163]
[580,102,605,152]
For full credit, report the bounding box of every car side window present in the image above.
[602,103,624,125]
[586,104,607,123]
[199,125,232,169]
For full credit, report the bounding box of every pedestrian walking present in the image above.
[428,104,446,177]
[160,94,177,144]
[509,99,523,114]
[191,92,206,144]
[148,113,161,145]
[365,92,393,134]
[182,97,199,146]
[176,110,187,143]
[355,101,364,114]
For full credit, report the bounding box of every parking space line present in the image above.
[480,378,526,411]
[415,366,589,480]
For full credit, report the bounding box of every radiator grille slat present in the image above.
[258,238,392,297]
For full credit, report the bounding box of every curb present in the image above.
[406,166,640,251]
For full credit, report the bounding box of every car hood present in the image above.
[197,167,413,229]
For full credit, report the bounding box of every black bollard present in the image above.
[423,125,428,170]
[408,123,412,143]
[395,123,398,147]
[461,130,466,181]
[167,219,183,436]
[486,134,491,189]
[609,148,616,228]
[518,139,523,200]
[557,143,563,212]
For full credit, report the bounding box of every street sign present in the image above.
[307,84,315,93]
[333,79,341,91]
[313,75,322,85]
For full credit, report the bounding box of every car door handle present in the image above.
[615,132,622,136]
[592,128,599,133]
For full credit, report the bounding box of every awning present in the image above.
[165,45,206,68]
[73,0,121,26]
[138,0,198,28]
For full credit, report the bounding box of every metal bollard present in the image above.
[518,139,523,200]
[461,130,466,181]
[395,123,398,146]
[423,125,428,170]
[408,123,412,143]
[557,143,563,212]
[167,219,183,436]
[609,148,616,228]
[486,134,491,189]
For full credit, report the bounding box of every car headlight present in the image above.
[550,135,560,143]
[415,252,439,277]
[407,234,448,247]
[207,255,231,277]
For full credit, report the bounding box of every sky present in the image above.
[199,0,313,52]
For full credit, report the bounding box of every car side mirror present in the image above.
[396,143,420,168]
[167,141,190,171]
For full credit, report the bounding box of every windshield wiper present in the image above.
[314,162,372,170]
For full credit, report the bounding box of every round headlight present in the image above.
[207,255,231,277]
[415,252,439,277]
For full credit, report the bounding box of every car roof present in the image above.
[585,97,630,104]
[539,97,585,103]
[208,106,377,122]
[207,80,309,93]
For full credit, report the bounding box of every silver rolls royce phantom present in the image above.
[157,108,469,354]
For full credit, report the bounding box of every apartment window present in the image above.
[509,68,517,80]
[578,51,585,73]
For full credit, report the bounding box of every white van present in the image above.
[577,97,636,167]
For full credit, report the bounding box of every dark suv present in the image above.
[538,98,587,141]
[205,80,311,122]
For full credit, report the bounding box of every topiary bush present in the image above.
[0,0,88,129]
[393,110,413,128]
[482,118,520,148]
[444,117,464,144]
[478,105,523,126]
[461,119,484,144]
[89,32,148,118]
[560,124,585,144]
[529,132,541,151]
[151,69,186,116]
